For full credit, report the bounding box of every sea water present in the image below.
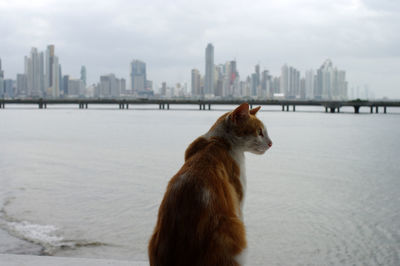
[0,105,399,265]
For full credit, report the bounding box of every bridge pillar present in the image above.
[330,107,335,113]
[208,104,211,110]
[370,106,373,113]
[325,107,328,113]
[286,105,289,111]
[167,104,170,110]
[337,107,340,113]
[354,106,360,114]
[282,105,284,111]
[293,105,296,112]
[375,106,379,113]
[44,103,47,109]
[384,106,387,114]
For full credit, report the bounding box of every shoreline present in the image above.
[0,254,148,266]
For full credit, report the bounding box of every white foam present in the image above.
[7,220,63,245]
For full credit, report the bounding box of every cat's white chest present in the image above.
[230,150,246,218]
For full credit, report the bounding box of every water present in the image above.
[1,105,399,265]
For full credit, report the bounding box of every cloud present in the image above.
[1,0,399,97]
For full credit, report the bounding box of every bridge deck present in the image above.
[1,99,399,113]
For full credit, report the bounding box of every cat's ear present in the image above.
[231,103,250,123]
[250,106,261,115]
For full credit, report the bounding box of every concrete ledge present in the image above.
[0,254,148,266]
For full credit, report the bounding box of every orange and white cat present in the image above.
[148,103,272,266]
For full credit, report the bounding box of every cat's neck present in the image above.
[203,115,247,154]
[203,121,247,215]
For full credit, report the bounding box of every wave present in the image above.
[0,197,108,255]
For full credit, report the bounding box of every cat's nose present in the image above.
[268,142,273,147]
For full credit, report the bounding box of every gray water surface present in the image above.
[1,106,399,265]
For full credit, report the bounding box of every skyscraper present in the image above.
[16,74,28,96]
[45,45,60,97]
[24,48,45,97]
[80,65,87,88]
[130,60,147,92]
[315,59,347,100]
[0,58,4,79]
[204,43,214,96]
[281,64,300,99]
[305,70,314,99]
[191,69,201,96]
[0,58,4,96]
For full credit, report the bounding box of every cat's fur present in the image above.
[148,103,272,266]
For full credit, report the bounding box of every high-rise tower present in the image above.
[45,45,60,97]
[130,60,147,92]
[80,65,87,88]
[0,58,4,79]
[24,48,45,97]
[0,58,4,96]
[204,43,214,96]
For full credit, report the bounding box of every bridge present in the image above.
[1,98,400,114]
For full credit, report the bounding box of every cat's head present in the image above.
[226,103,273,154]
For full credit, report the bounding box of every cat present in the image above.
[148,103,273,266]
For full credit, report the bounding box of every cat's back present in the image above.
[148,137,244,266]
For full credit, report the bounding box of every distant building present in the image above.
[67,78,85,97]
[146,80,153,90]
[204,43,214,96]
[98,74,124,98]
[45,45,61,97]
[80,66,87,88]
[0,58,4,79]
[24,48,45,97]
[305,70,315,99]
[261,70,272,98]
[130,60,147,92]
[222,60,239,98]
[63,75,70,95]
[0,58,4,97]
[3,79,15,98]
[251,64,260,97]
[160,82,167,96]
[214,65,224,97]
[16,74,28,96]
[281,64,300,99]
[315,59,347,100]
[191,69,201,96]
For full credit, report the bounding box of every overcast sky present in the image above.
[1,0,399,98]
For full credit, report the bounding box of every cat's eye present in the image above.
[258,128,264,137]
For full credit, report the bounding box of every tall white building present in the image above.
[130,60,146,92]
[191,68,201,96]
[305,69,314,99]
[0,58,4,96]
[45,45,60,97]
[24,48,45,97]
[98,74,124,98]
[315,59,347,100]
[204,43,214,96]
[281,64,300,99]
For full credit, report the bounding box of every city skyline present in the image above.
[0,0,399,98]
[0,44,383,100]
[0,43,373,100]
